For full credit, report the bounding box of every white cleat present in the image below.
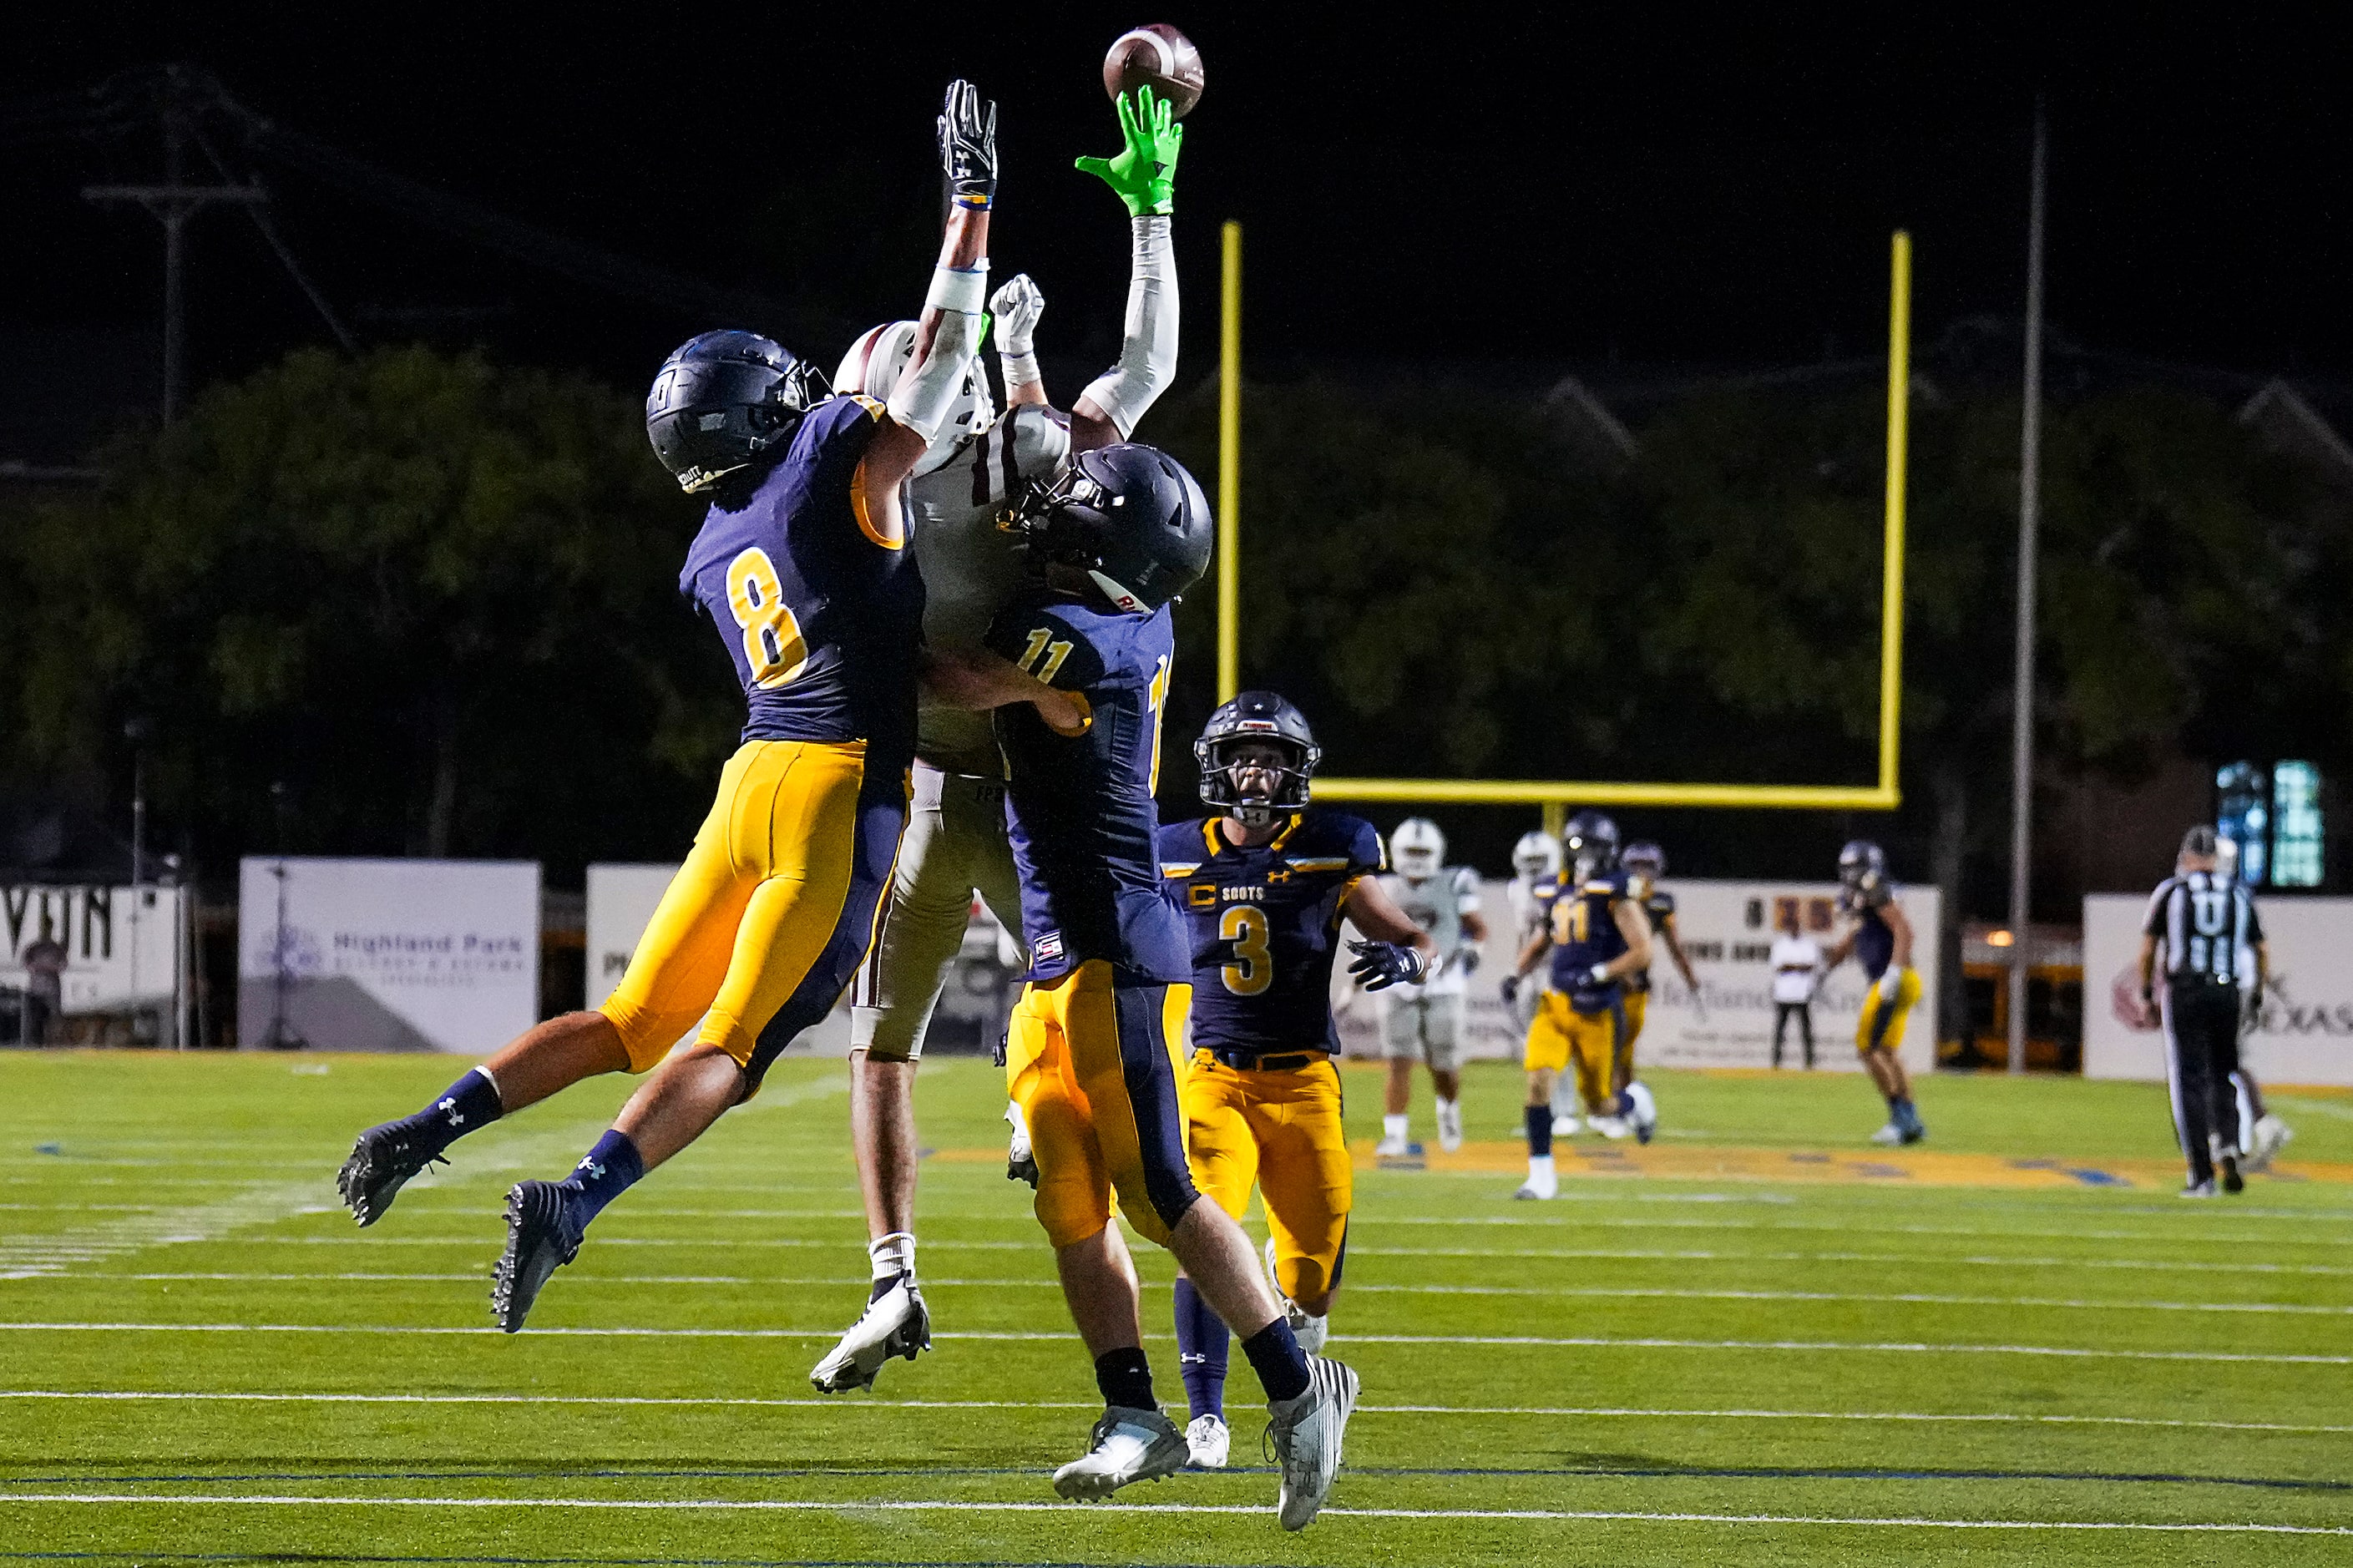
[1589,1115,1631,1141]
[1551,1114,1581,1137]
[2180,1179,2217,1199]
[1624,1081,1658,1145]
[1052,1406,1188,1499]
[2244,1113,2293,1172]
[1435,1099,1464,1153]
[1374,1131,1413,1157]
[1185,1412,1231,1470]
[809,1277,931,1393]
[1268,1355,1358,1530]
[1514,1166,1559,1201]
[1869,1120,1905,1146]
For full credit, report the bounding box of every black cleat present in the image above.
[492,1180,583,1333]
[2219,1156,2244,1195]
[337,1123,448,1227]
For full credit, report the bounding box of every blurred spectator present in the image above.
[1769,905,1819,1068]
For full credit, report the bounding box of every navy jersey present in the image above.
[1626,881,1676,993]
[1839,880,1900,980]
[1536,870,1632,1011]
[1158,809,1387,1057]
[676,394,923,762]
[991,589,1184,984]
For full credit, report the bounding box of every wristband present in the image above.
[999,349,1041,388]
[925,263,990,316]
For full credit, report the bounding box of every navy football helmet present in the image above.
[1562,810,1620,882]
[1622,840,1665,882]
[1837,839,1887,892]
[1014,443,1212,612]
[646,330,829,493]
[1197,691,1321,827]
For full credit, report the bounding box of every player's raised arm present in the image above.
[1069,85,1182,451]
[991,272,1049,408]
[862,80,998,498]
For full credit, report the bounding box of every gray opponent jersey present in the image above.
[1377,864,1483,997]
[906,403,1074,776]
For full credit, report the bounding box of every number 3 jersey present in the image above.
[1157,810,1388,1058]
[676,394,924,764]
[989,589,1186,986]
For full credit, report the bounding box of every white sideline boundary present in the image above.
[6,1390,2349,1435]
[1,1492,2346,1534]
[66,1272,2353,1316]
[3,1323,2348,1365]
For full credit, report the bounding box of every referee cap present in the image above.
[2179,824,2219,858]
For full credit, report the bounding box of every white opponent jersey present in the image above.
[1378,863,1482,996]
[907,403,1074,776]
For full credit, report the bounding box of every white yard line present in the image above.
[3,1322,2345,1365]
[6,1389,2347,1435]
[0,1492,2345,1534]
[53,1272,2351,1316]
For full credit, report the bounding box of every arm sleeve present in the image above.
[888,291,987,442]
[1077,216,1176,438]
[1453,866,1483,913]
[2142,882,2172,938]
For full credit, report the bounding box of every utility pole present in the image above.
[2006,104,2048,1075]
[83,72,264,423]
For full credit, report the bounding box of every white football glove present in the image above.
[990,273,1045,361]
[1876,965,1910,1004]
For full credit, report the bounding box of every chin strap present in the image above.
[1078,216,1176,438]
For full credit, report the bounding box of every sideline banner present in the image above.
[236,858,539,1053]
[2084,893,2353,1085]
[1338,878,1941,1076]
[2,883,184,1012]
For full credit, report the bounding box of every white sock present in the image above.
[1529,1154,1555,1181]
[868,1232,916,1283]
[1383,1113,1409,1141]
[1436,1095,1459,1119]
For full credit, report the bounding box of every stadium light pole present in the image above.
[1217,220,1243,704]
[2006,105,2049,1076]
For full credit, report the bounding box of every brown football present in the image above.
[1102,24,1205,119]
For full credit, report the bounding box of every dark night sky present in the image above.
[6,6,2350,410]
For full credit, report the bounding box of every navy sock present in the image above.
[1172,1277,1230,1422]
[393,1067,503,1153]
[560,1130,644,1229]
[1241,1318,1312,1404]
[1094,1346,1157,1412]
[1525,1103,1554,1158]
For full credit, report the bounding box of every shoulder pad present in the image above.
[1005,403,1074,483]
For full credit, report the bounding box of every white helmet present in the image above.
[1391,817,1445,881]
[1513,831,1561,884]
[834,321,994,476]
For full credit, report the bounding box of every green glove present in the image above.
[1074,84,1181,217]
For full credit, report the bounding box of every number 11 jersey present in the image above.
[1157,810,1387,1060]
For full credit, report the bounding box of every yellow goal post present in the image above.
[1213,223,1912,818]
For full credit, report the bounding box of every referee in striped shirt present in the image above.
[2136,826,2266,1197]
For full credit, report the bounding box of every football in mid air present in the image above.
[1102,24,1205,119]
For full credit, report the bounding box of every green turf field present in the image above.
[4,1049,2351,1565]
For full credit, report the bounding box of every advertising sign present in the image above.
[1,883,183,1012]
[2084,892,2353,1085]
[236,858,539,1053]
[1339,878,1941,1075]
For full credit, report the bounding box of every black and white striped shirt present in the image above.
[2143,871,2264,989]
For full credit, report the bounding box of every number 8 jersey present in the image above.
[1157,810,1388,1058]
[676,393,925,763]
